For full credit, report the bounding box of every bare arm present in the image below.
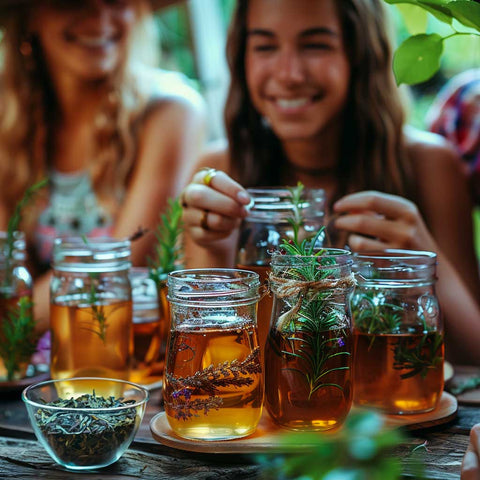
[333,133,480,364]
[114,96,206,265]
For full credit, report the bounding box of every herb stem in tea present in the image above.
[166,346,262,420]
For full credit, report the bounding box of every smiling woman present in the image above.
[0,0,206,332]
[181,0,480,366]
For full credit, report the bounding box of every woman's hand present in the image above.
[181,168,251,248]
[333,191,438,252]
[462,424,480,479]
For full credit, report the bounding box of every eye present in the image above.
[300,43,332,51]
[252,44,277,52]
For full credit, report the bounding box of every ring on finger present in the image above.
[200,210,210,230]
[201,168,218,187]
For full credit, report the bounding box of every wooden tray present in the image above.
[150,392,457,454]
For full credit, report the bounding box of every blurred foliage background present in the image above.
[154,0,479,131]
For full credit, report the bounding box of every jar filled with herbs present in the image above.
[50,237,132,380]
[351,250,443,414]
[165,268,263,441]
[266,246,355,431]
[236,186,325,355]
[0,230,35,381]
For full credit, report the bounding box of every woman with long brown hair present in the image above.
[181,0,480,364]
[0,0,205,330]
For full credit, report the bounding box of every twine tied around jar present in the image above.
[268,272,356,332]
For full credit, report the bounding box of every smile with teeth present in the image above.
[275,97,310,108]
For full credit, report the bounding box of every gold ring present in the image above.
[202,168,217,187]
[200,210,210,230]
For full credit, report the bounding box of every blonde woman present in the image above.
[0,0,205,330]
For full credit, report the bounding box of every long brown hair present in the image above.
[225,0,413,203]
[0,1,154,218]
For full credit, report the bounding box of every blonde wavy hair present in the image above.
[0,0,158,218]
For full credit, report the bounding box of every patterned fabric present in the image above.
[427,69,480,203]
[34,169,114,264]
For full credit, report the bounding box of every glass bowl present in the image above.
[22,377,149,470]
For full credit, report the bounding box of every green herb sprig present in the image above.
[4,178,48,282]
[271,183,351,398]
[0,296,38,380]
[149,197,183,286]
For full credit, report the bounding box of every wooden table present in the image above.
[1,369,479,480]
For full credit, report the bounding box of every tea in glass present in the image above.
[164,269,263,440]
[236,187,325,356]
[265,250,354,431]
[50,237,133,380]
[351,250,444,414]
[129,268,164,384]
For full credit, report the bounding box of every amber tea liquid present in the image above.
[164,318,263,440]
[50,298,132,380]
[353,330,444,414]
[265,327,352,431]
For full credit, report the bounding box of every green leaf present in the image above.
[448,0,480,31]
[395,5,429,34]
[393,33,443,85]
[385,0,454,24]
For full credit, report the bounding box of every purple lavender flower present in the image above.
[337,337,345,348]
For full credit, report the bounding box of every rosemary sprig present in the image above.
[3,178,48,285]
[352,291,403,335]
[149,197,183,286]
[272,182,350,398]
[0,296,38,380]
[352,288,443,377]
[78,237,109,344]
[393,331,444,379]
[166,347,262,420]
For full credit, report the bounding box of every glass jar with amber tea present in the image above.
[236,187,325,356]
[130,267,164,384]
[50,237,132,380]
[164,269,263,441]
[0,231,34,381]
[351,250,444,414]
[265,249,354,431]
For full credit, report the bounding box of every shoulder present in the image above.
[132,67,206,148]
[134,65,206,114]
[404,126,463,173]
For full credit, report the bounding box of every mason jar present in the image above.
[50,237,132,380]
[164,269,263,441]
[351,249,443,414]
[265,249,354,431]
[236,187,326,356]
[0,231,34,381]
[129,267,163,384]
